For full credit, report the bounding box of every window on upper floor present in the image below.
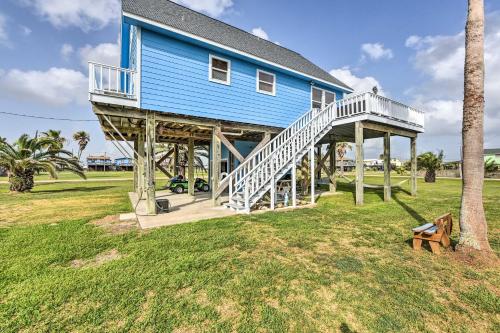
[209,55,231,85]
[256,69,276,96]
[312,87,335,109]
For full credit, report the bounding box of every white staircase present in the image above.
[224,93,354,212]
[223,91,424,213]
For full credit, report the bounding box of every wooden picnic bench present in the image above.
[412,213,453,254]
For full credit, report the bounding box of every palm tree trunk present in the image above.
[459,0,491,252]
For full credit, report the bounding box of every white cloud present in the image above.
[0,67,87,106]
[329,67,385,95]
[406,11,500,142]
[0,13,10,47]
[22,0,120,32]
[361,43,393,61]
[79,42,120,68]
[20,25,32,36]
[251,27,269,40]
[60,43,74,60]
[172,0,233,17]
[405,35,421,48]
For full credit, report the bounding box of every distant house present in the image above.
[115,157,134,171]
[87,155,113,171]
[484,148,500,164]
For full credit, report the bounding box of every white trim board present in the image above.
[123,11,353,93]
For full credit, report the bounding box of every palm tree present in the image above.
[0,137,6,144]
[336,142,352,176]
[0,134,85,192]
[417,151,444,183]
[42,129,66,151]
[73,131,90,160]
[459,0,492,252]
[156,143,208,175]
[484,158,498,173]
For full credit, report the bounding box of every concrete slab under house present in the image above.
[88,0,425,227]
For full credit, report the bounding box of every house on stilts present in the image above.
[88,0,424,218]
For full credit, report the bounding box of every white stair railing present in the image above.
[224,91,424,212]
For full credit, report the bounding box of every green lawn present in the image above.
[0,170,209,182]
[0,178,498,332]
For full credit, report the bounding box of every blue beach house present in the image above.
[89,0,425,216]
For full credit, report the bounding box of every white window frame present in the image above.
[256,69,276,96]
[311,86,336,109]
[209,54,231,85]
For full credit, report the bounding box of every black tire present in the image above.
[175,185,184,194]
[202,184,210,192]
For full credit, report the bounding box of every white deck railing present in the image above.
[88,62,137,99]
[336,92,424,128]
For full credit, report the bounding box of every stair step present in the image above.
[225,203,246,211]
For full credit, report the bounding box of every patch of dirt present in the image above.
[91,214,138,235]
[216,298,240,321]
[136,290,155,324]
[71,248,122,268]
[449,247,499,268]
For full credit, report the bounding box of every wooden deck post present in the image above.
[136,132,145,196]
[173,144,179,176]
[411,136,417,196]
[316,145,322,185]
[292,160,297,207]
[211,126,222,206]
[355,122,364,205]
[133,137,139,193]
[188,137,195,196]
[145,111,156,215]
[329,140,337,192]
[310,146,315,204]
[384,132,391,202]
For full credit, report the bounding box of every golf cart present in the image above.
[168,175,210,194]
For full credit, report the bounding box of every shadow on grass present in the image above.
[340,322,357,333]
[33,186,117,194]
[392,193,427,225]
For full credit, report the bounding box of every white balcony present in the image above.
[88,62,138,107]
[335,92,425,131]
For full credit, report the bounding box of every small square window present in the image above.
[209,55,231,85]
[256,69,276,96]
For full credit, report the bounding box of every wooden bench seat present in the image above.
[412,213,452,254]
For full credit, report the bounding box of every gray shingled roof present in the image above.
[122,0,352,91]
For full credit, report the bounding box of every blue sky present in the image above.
[0,0,499,161]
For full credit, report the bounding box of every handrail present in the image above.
[88,61,136,73]
[224,91,424,212]
[88,62,137,100]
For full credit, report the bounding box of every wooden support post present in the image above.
[411,136,417,196]
[270,176,275,210]
[292,161,297,207]
[188,137,195,196]
[136,132,145,196]
[133,138,139,193]
[173,144,179,176]
[145,112,156,215]
[211,127,222,206]
[329,140,336,192]
[316,145,322,184]
[310,146,315,204]
[355,122,364,205]
[384,132,391,202]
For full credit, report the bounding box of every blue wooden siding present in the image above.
[140,29,342,128]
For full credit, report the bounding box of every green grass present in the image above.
[0,170,180,182]
[0,177,498,332]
